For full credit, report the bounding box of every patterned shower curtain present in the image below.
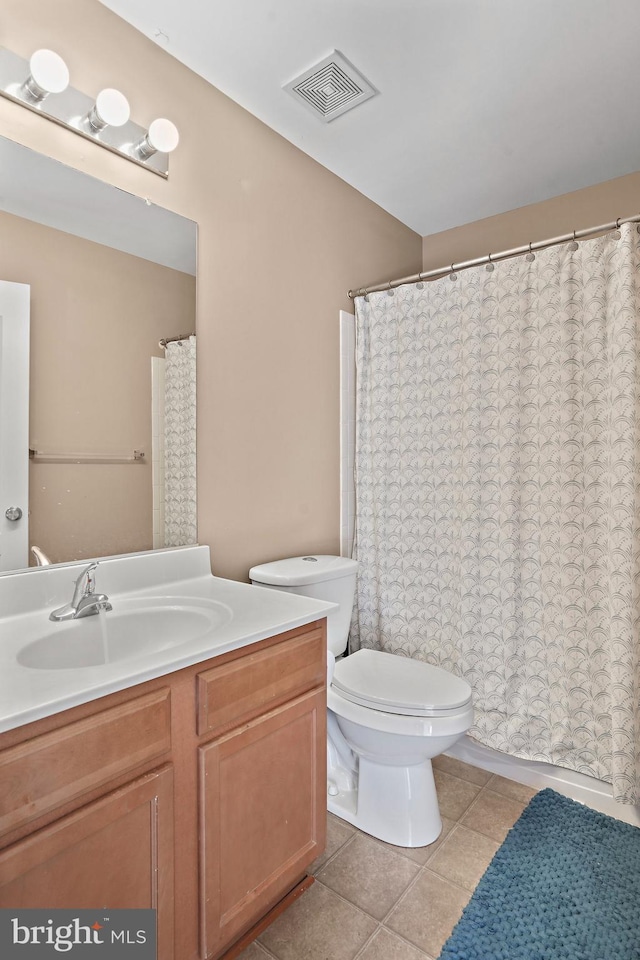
[351,223,640,803]
[164,336,197,547]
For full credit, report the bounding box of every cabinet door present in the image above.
[0,766,174,960]
[199,689,326,959]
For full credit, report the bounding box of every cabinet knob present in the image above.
[5,506,23,521]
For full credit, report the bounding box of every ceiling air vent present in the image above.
[283,50,377,123]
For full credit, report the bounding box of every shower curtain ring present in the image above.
[569,229,579,252]
[526,241,535,262]
[486,252,495,272]
[416,272,424,290]
[449,263,458,281]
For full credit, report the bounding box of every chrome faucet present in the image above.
[49,562,112,622]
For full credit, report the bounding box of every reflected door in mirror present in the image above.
[0,281,29,571]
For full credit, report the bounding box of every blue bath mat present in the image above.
[438,788,640,960]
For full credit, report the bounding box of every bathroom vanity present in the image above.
[0,547,332,959]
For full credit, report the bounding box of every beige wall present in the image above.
[422,170,640,271]
[2,0,421,581]
[0,210,196,564]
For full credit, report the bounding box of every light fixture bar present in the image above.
[0,47,175,178]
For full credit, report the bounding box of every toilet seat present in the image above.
[332,649,472,717]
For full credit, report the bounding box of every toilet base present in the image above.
[327,755,442,847]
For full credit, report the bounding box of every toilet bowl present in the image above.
[327,648,473,845]
[249,555,473,847]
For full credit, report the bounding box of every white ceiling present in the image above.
[99,0,640,237]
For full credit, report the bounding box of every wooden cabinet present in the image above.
[0,767,174,949]
[196,625,325,738]
[196,620,326,958]
[0,689,171,837]
[199,688,325,957]
[0,691,175,960]
[0,618,327,960]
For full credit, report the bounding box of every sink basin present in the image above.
[17,597,233,670]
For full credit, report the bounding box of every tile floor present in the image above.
[237,756,537,960]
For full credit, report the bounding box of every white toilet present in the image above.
[249,555,473,847]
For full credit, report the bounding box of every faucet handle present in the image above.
[84,564,96,594]
[71,561,99,606]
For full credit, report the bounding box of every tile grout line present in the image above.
[253,766,533,960]
[311,822,472,953]
[312,829,359,876]
[350,921,383,960]
[250,941,279,959]
[351,920,436,960]
[318,819,483,920]
[440,774,510,835]
[438,766,534,814]
[454,779,531,844]
[264,861,462,960]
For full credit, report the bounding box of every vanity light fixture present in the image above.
[0,46,178,178]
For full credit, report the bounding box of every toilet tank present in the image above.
[249,555,357,657]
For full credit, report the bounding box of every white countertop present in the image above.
[0,546,334,732]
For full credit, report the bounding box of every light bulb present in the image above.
[135,118,179,159]
[24,49,69,101]
[148,118,179,153]
[86,88,130,131]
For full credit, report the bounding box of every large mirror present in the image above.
[0,136,197,572]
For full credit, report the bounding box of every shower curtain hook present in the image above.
[613,217,622,240]
[416,272,424,290]
[569,229,579,252]
[449,263,457,281]
[387,281,395,297]
[486,252,495,272]
[526,241,535,262]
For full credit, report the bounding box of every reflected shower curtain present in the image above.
[351,223,640,803]
[164,336,197,546]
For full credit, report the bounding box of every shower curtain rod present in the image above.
[158,333,195,348]
[348,213,640,299]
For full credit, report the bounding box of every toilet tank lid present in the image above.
[249,555,358,586]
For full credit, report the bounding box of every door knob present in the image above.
[5,506,23,521]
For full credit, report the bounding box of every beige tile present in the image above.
[310,813,357,874]
[433,770,482,821]
[259,880,376,960]
[461,788,526,842]
[317,833,420,920]
[235,942,274,960]
[358,926,433,960]
[432,755,493,786]
[386,816,456,865]
[487,774,537,804]
[427,825,500,891]
[386,870,470,958]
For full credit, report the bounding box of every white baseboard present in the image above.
[448,735,640,827]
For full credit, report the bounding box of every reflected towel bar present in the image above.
[29,449,145,464]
